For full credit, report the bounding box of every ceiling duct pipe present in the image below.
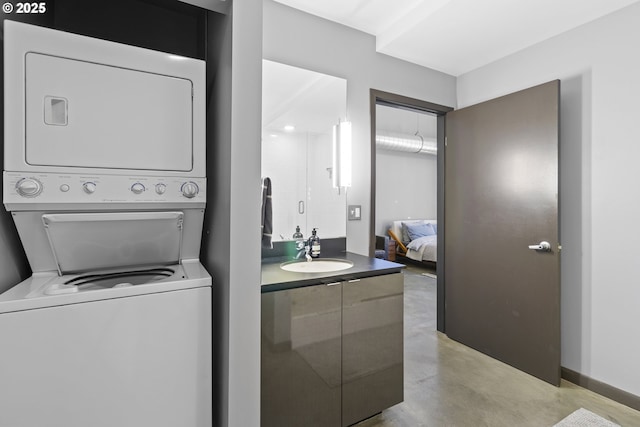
[376,130,437,155]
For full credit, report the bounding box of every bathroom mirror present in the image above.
[262,60,347,242]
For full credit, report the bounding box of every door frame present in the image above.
[369,89,452,331]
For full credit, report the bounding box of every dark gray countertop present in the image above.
[261,252,405,292]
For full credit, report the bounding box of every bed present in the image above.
[388,219,437,264]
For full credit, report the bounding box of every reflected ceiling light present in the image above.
[284,125,295,132]
[332,120,352,189]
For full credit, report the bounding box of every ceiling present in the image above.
[273,0,640,76]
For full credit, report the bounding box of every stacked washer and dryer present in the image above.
[0,21,212,426]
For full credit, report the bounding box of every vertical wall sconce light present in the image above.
[332,120,352,189]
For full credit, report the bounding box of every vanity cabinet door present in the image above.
[261,283,342,427]
[342,273,404,426]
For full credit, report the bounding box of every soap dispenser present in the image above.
[308,228,321,258]
[292,226,303,240]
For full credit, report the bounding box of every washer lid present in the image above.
[42,211,184,274]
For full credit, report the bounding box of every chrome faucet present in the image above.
[294,239,313,261]
[294,239,306,259]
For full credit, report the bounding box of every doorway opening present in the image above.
[369,89,452,332]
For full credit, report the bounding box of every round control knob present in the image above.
[181,181,199,198]
[155,183,167,195]
[82,182,97,194]
[131,182,146,195]
[16,178,43,198]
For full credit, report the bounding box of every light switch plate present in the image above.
[348,205,361,221]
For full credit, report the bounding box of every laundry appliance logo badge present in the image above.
[2,2,48,14]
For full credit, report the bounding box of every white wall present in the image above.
[375,149,437,236]
[375,104,438,236]
[200,1,263,426]
[227,2,263,425]
[458,2,640,397]
[263,0,456,255]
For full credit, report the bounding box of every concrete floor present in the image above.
[356,264,640,427]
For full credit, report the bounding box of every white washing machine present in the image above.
[0,21,212,427]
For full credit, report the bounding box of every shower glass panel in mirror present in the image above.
[262,60,347,242]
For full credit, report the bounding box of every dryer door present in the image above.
[25,53,194,172]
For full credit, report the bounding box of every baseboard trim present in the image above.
[561,367,640,411]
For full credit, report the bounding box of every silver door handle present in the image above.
[528,241,551,251]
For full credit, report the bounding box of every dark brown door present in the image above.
[444,80,560,385]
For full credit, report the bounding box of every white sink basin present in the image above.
[280,259,354,273]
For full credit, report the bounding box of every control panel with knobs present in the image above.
[181,181,199,198]
[15,177,43,197]
[4,173,206,207]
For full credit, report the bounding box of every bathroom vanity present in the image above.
[261,253,404,426]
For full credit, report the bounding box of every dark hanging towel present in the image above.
[261,177,273,249]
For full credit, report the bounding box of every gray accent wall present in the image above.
[1,24,30,290]
[457,1,640,398]
[0,214,30,293]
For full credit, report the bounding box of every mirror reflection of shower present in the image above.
[261,60,347,242]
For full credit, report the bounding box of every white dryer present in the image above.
[0,21,212,427]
